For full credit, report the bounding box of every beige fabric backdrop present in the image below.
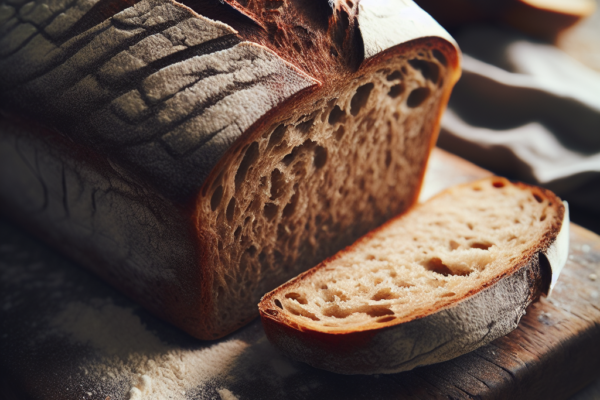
[437,15,600,214]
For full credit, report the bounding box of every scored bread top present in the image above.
[260,177,565,334]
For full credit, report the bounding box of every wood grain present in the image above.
[1,148,599,399]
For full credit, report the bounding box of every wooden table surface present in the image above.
[1,148,600,400]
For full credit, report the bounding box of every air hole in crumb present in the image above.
[323,304,393,318]
[263,203,278,220]
[274,299,283,309]
[365,306,394,318]
[395,280,413,288]
[350,83,374,116]
[285,292,308,304]
[534,193,543,203]
[371,288,400,301]
[388,84,404,98]
[422,258,455,276]
[268,125,286,149]
[246,245,257,257]
[408,59,440,83]
[471,242,492,250]
[283,192,299,217]
[374,278,383,285]
[264,309,278,316]
[385,150,392,167]
[235,142,259,190]
[314,146,327,169]
[226,197,236,221]
[259,250,267,266]
[540,214,547,222]
[441,292,455,298]
[334,126,345,141]
[323,289,349,302]
[282,141,312,166]
[328,105,346,125]
[449,240,460,250]
[211,185,223,211]
[492,181,505,188]
[366,255,376,260]
[287,304,320,320]
[270,169,286,199]
[296,118,314,135]
[292,42,301,53]
[467,223,474,230]
[407,87,431,108]
[433,49,448,66]
[387,70,402,81]
[346,0,353,7]
[376,316,396,323]
[473,186,482,191]
[234,226,242,239]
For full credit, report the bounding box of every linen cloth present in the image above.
[438,25,600,214]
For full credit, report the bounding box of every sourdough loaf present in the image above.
[0,0,459,339]
[259,177,569,374]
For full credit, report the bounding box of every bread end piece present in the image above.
[259,178,569,374]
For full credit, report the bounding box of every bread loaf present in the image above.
[259,178,569,374]
[0,0,459,339]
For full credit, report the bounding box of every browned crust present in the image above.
[0,116,205,335]
[191,37,460,339]
[258,177,565,373]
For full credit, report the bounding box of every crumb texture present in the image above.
[267,178,560,332]
[200,48,448,335]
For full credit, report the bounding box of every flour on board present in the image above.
[51,298,248,399]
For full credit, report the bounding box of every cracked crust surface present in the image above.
[259,178,566,374]
[0,0,460,338]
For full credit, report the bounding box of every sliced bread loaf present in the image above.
[0,0,459,339]
[259,177,569,374]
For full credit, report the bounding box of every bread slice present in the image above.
[259,177,569,374]
[0,0,459,339]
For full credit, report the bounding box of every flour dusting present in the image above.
[51,298,248,399]
[217,388,240,400]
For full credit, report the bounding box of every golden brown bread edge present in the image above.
[0,0,459,339]
[259,179,568,374]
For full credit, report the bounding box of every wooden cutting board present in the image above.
[1,149,599,400]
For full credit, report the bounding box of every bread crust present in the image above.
[259,178,566,374]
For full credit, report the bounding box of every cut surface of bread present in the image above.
[0,0,459,339]
[259,177,568,374]
[198,44,453,336]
